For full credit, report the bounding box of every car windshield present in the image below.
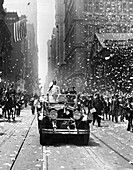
[48,94,76,104]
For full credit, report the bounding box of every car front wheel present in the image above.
[83,134,89,145]
[40,131,46,145]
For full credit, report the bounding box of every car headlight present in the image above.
[73,110,82,120]
[49,110,58,120]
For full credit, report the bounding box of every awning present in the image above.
[95,33,133,48]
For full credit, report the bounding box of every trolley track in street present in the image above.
[42,146,49,170]
[0,126,16,147]
[0,116,26,147]
[9,115,36,170]
[3,115,132,170]
[41,131,133,170]
[82,145,112,170]
[42,139,113,170]
[91,132,133,166]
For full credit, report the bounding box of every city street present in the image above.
[0,107,133,170]
[1,0,133,169]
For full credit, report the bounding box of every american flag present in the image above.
[13,18,27,42]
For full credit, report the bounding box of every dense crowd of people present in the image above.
[0,79,132,134]
[76,91,133,132]
[0,84,29,122]
[45,80,133,132]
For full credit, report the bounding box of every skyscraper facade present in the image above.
[63,0,133,92]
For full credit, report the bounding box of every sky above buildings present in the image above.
[4,0,55,85]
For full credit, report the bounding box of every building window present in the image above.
[118,0,123,13]
[106,1,111,13]
[0,57,2,67]
[95,1,100,12]
[84,25,88,37]
[88,0,93,12]
[99,1,104,13]
[129,0,133,13]
[84,0,88,11]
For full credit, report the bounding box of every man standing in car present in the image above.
[47,80,60,102]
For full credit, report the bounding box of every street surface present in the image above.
[0,107,133,170]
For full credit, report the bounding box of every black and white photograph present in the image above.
[0,0,133,169]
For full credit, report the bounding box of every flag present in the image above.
[17,21,21,41]
[16,21,19,41]
[13,19,27,42]
[13,22,16,42]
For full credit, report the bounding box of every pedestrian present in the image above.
[119,96,125,122]
[30,96,35,115]
[16,97,22,116]
[104,97,111,120]
[5,94,16,122]
[101,95,106,120]
[111,95,119,123]
[126,97,133,131]
[92,93,104,127]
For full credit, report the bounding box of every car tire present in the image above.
[40,131,46,145]
[83,134,89,145]
[38,120,41,130]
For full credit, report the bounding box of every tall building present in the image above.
[5,12,27,87]
[47,39,52,84]
[25,23,39,95]
[55,0,65,64]
[3,0,38,93]
[62,0,133,92]
[51,28,57,80]
[0,1,12,85]
[27,0,39,95]
[86,0,133,92]
[63,0,89,92]
[4,0,38,45]
[55,0,65,87]
[27,0,37,46]
[47,0,133,93]
[45,28,57,93]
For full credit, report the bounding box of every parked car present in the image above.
[38,94,91,145]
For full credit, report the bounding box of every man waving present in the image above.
[47,80,60,102]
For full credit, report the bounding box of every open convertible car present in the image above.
[38,94,91,145]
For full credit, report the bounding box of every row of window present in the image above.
[6,17,16,21]
[84,0,133,13]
